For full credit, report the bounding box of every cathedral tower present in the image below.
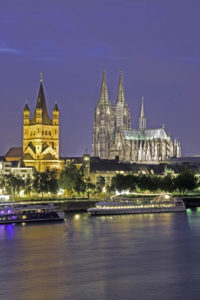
[92,68,114,158]
[115,69,131,130]
[23,74,61,172]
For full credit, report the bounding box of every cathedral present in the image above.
[23,75,61,172]
[92,69,181,164]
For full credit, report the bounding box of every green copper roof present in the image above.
[123,128,169,140]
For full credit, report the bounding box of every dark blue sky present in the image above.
[0,0,200,156]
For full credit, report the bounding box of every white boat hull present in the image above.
[88,207,186,216]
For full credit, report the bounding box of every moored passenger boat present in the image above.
[87,194,186,216]
[0,203,65,224]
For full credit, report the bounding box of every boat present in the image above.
[0,203,65,224]
[87,194,186,216]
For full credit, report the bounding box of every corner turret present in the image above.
[23,101,30,125]
[52,101,59,126]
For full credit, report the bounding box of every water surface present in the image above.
[0,209,200,300]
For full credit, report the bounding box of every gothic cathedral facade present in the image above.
[23,76,61,172]
[92,69,181,163]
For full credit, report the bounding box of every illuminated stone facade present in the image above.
[23,77,61,172]
[92,70,181,164]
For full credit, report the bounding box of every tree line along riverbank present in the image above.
[1,165,200,203]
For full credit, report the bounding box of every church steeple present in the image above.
[116,69,125,105]
[139,96,146,131]
[23,75,60,172]
[98,68,110,105]
[30,75,52,125]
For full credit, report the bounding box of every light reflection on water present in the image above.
[0,211,200,300]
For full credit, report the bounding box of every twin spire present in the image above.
[98,68,146,130]
[98,68,110,105]
[98,68,126,106]
[116,69,125,105]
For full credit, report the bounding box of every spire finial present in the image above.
[98,67,110,105]
[40,72,43,83]
[116,69,125,104]
[141,96,145,118]
[139,96,146,131]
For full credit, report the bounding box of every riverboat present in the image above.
[87,194,186,216]
[0,203,65,224]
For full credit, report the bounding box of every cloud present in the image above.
[0,47,24,55]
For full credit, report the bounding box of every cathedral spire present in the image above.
[140,96,145,118]
[116,69,125,104]
[98,68,110,105]
[139,96,146,131]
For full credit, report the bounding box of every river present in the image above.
[0,209,200,300]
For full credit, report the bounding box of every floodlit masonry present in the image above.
[92,69,181,164]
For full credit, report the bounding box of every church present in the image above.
[23,75,61,172]
[92,69,181,164]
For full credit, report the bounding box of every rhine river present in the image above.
[1,209,200,300]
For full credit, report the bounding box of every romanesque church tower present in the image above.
[23,75,61,172]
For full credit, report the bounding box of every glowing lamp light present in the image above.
[20,190,25,197]
[74,214,80,220]
[57,189,64,196]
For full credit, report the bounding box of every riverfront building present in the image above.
[92,69,181,164]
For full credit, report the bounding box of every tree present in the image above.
[24,175,32,196]
[33,169,59,196]
[96,176,106,193]
[174,170,198,194]
[45,169,58,194]
[59,163,85,195]
[85,177,95,198]
[110,174,137,193]
[3,174,24,198]
[160,175,175,193]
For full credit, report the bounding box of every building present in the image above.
[23,75,61,172]
[0,159,33,179]
[5,147,23,161]
[92,69,181,164]
[63,154,150,186]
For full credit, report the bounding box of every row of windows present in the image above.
[25,129,57,136]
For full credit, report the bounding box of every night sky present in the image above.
[0,0,200,157]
